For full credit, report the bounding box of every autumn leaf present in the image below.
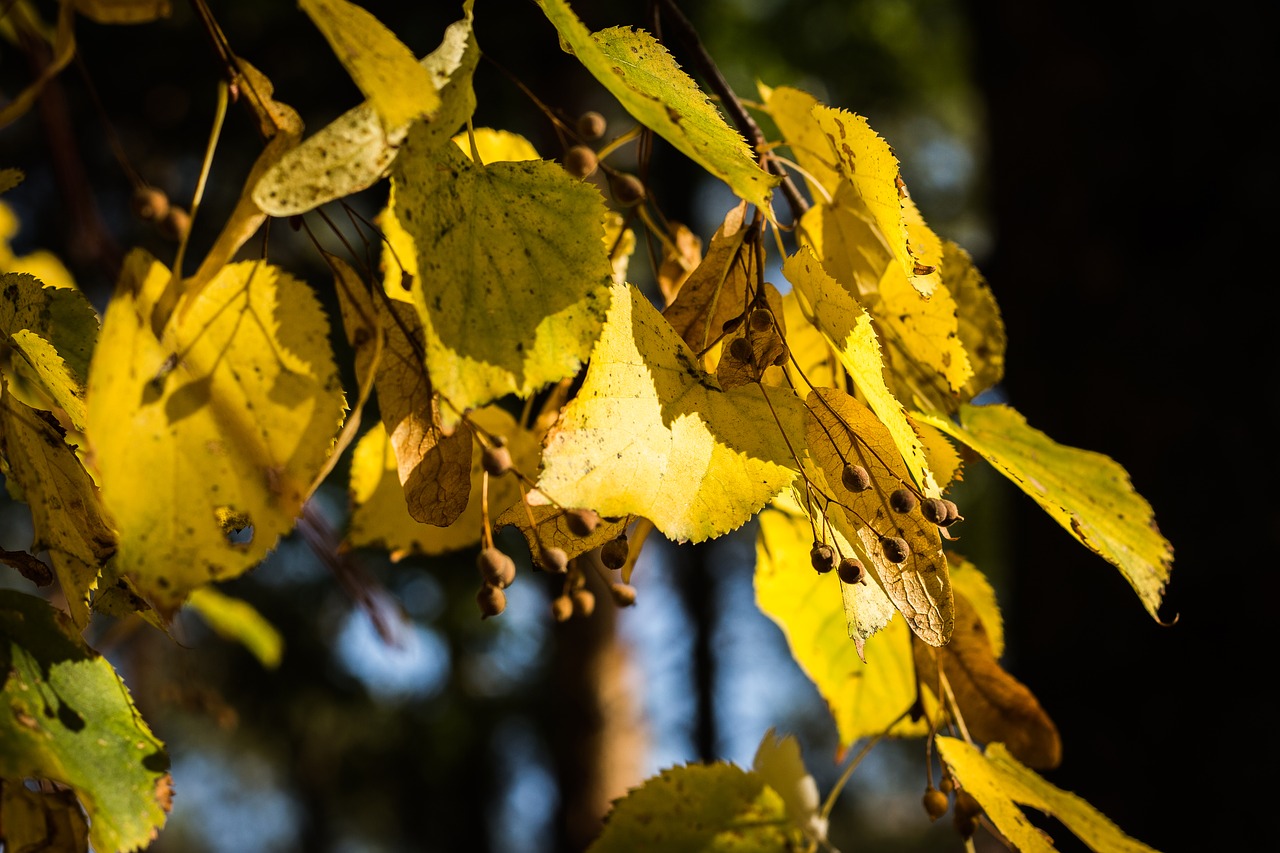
[946,240,1007,403]
[534,283,803,543]
[494,504,630,573]
[253,1,477,217]
[587,763,803,853]
[535,0,778,213]
[917,404,1173,622]
[656,221,702,305]
[185,586,283,670]
[805,387,953,646]
[0,385,114,630]
[390,138,614,426]
[938,738,1161,853]
[759,83,840,204]
[0,1,75,129]
[714,282,788,391]
[914,583,1062,769]
[86,251,346,616]
[0,781,89,853]
[71,1,171,25]
[662,201,753,354]
[751,728,828,846]
[300,0,439,134]
[1,201,78,290]
[0,590,171,853]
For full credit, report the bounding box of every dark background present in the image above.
[1,1,1269,851]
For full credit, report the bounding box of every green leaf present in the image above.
[535,0,778,213]
[389,140,613,425]
[917,404,1173,622]
[85,250,347,617]
[937,738,1161,853]
[185,586,283,670]
[534,283,802,544]
[0,590,170,853]
[588,762,803,853]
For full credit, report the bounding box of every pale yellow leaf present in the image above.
[534,283,802,543]
[918,404,1173,621]
[186,586,283,669]
[758,83,838,203]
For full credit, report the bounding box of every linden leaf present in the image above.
[779,291,842,398]
[390,139,613,426]
[0,590,171,853]
[656,221,702,306]
[662,201,751,355]
[0,781,89,853]
[534,283,802,544]
[1,202,78,290]
[751,728,828,846]
[758,83,839,204]
[917,404,1173,621]
[805,387,953,645]
[494,504,630,573]
[812,106,939,296]
[715,282,787,391]
[71,0,170,25]
[755,506,923,753]
[0,387,114,630]
[913,585,1062,769]
[0,169,23,195]
[300,0,439,133]
[347,406,541,559]
[947,240,1007,403]
[185,586,283,670]
[86,251,346,617]
[783,249,940,497]
[252,1,476,217]
[535,0,778,213]
[587,763,803,853]
[937,738,1161,853]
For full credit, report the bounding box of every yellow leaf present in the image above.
[390,140,613,426]
[0,169,23,195]
[346,406,541,559]
[938,738,1162,853]
[812,106,939,296]
[0,386,113,629]
[300,0,439,133]
[917,404,1173,622]
[0,782,89,853]
[758,83,839,203]
[535,0,778,213]
[662,200,752,355]
[186,586,283,669]
[783,248,941,497]
[751,728,828,845]
[780,290,842,398]
[253,1,476,217]
[0,202,78,290]
[71,0,170,24]
[534,283,803,543]
[656,221,701,306]
[86,251,346,616]
[453,127,540,163]
[947,240,1007,403]
[754,506,925,753]
[805,387,953,646]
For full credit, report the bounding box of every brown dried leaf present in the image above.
[657,222,703,306]
[661,201,753,354]
[914,589,1062,769]
[716,283,788,390]
[494,504,630,571]
[804,387,953,645]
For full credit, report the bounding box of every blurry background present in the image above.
[1,0,1268,851]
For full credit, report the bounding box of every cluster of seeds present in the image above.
[561,110,646,207]
[920,777,982,839]
[548,516,636,623]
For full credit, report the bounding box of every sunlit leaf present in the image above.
[534,283,802,543]
[751,728,828,846]
[779,290,841,398]
[300,0,438,133]
[946,240,1007,403]
[938,738,1161,853]
[0,590,170,853]
[0,386,113,630]
[390,139,613,426]
[662,201,752,355]
[185,586,283,670]
[917,404,1173,621]
[805,387,952,645]
[455,127,540,163]
[758,83,839,203]
[587,762,803,852]
[86,251,346,616]
[656,221,702,306]
[535,0,778,213]
[253,1,477,217]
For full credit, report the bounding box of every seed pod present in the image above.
[610,172,646,206]
[482,442,512,477]
[576,110,607,141]
[609,582,637,607]
[600,534,628,570]
[476,583,506,619]
[841,463,872,492]
[749,307,774,332]
[566,508,600,537]
[728,335,753,363]
[810,542,836,574]
[563,144,598,179]
[551,594,574,622]
[131,186,169,222]
[938,776,955,795]
[880,535,910,563]
[540,546,569,574]
[921,497,949,525]
[572,588,596,617]
[940,499,962,526]
[922,786,949,822]
[476,546,516,588]
[837,557,866,585]
[158,206,191,242]
[289,214,304,232]
[889,488,918,514]
[953,811,978,840]
[770,343,790,367]
[953,789,982,822]
[721,315,744,333]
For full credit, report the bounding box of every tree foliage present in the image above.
[0,0,1175,850]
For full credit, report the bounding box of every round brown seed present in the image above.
[842,463,872,492]
[476,546,516,588]
[563,144,598,179]
[889,488,918,514]
[923,786,949,822]
[476,583,506,619]
[880,536,910,563]
[810,542,836,574]
[921,498,949,525]
[600,535,629,570]
[576,110,607,141]
[837,557,866,585]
